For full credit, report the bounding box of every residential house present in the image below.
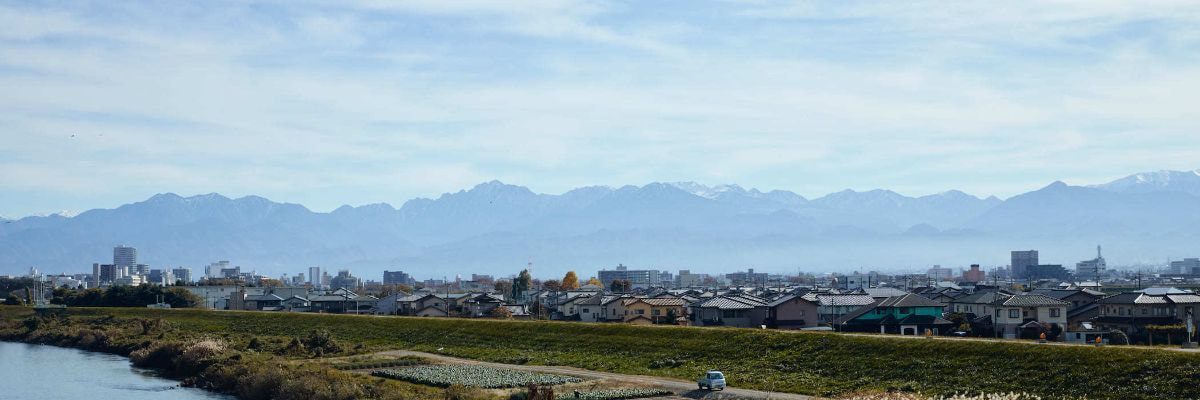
[951,291,1070,339]
[766,293,820,329]
[690,294,768,327]
[836,293,953,335]
[577,295,609,322]
[621,298,687,324]
[1093,289,1200,340]
[464,293,506,317]
[804,293,876,324]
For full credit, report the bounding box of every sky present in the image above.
[2,1,1200,218]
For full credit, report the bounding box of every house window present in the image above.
[582,308,589,313]
[1142,308,1148,315]
[652,309,660,316]
[636,309,645,315]
[1008,309,1019,319]
[1050,308,1061,317]
[900,307,911,314]
[1118,308,1124,316]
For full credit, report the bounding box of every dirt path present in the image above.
[372,349,816,400]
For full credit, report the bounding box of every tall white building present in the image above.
[926,265,954,282]
[206,260,231,279]
[1075,245,1107,279]
[113,246,137,268]
[308,266,321,286]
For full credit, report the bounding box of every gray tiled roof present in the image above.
[814,294,876,307]
[876,293,943,308]
[997,294,1070,307]
[694,295,765,310]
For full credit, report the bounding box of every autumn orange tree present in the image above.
[561,271,580,290]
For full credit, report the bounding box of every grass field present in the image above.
[6,306,1200,399]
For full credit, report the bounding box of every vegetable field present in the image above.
[372,365,582,388]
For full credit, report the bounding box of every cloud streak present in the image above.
[1,1,1199,216]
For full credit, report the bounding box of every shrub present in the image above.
[176,340,227,376]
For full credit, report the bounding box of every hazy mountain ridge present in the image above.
[2,168,1198,276]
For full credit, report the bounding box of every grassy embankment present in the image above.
[6,306,1200,399]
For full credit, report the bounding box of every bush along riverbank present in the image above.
[0,308,462,400]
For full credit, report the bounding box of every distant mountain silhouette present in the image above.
[2,168,1198,277]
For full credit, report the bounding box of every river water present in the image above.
[0,341,233,400]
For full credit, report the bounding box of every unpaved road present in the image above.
[374,349,816,400]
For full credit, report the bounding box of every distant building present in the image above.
[383,270,415,285]
[598,264,660,289]
[147,269,174,285]
[926,265,953,282]
[220,266,241,279]
[676,270,709,287]
[308,266,321,286]
[470,274,494,283]
[94,263,121,285]
[726,268,768,286]
[206,261,231,279]
[1169,258,1200,275]
[1075,246,1107,279]
[1027,264,1070,281]
[1011,250,1038,279]
[330,269,359,290]
[113,245,137,269]
[171,268,193,284]
[962,264,985,283]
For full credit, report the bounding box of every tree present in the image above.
[513,269,532,299]
[489,306,513,319]
[494,280,513,298]
[561,271,580,290]
[259,279,283,287]
[585,277,601,287]
[609,279,631,293]
[542,279,561,291]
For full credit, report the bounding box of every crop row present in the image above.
[554,388,674,400]
[371,365,583,388]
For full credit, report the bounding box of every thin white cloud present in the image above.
[1,1,1199,215]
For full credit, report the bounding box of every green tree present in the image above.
[542,279,561,291]
[513,269,532,300]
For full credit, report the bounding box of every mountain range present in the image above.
[2,169,1199,278]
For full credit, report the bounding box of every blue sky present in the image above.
[2,1,1199,217]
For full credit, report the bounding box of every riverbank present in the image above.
[5,306,1200,399]
[0,341,233,399]
[0,307,461,400]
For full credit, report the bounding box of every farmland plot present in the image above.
[372,364,583,388]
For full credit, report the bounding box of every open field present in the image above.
[5,306,1200,399]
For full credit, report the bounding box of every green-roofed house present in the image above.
[835,293,953,336]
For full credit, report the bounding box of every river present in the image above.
[0,341,234,399]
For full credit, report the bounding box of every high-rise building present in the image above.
[114,246,137,268]
[1027,264,1070,281]
[383,270,414,285]
[1169,258,1200,275]
[206,261,230,279]
[308,267,321,286]
[330,269,359,289]
[171,268,193,284]
[1010,250,1039,279]
[962,264,985,283]
[1075,245,1107,279]
[147,269,174,286]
